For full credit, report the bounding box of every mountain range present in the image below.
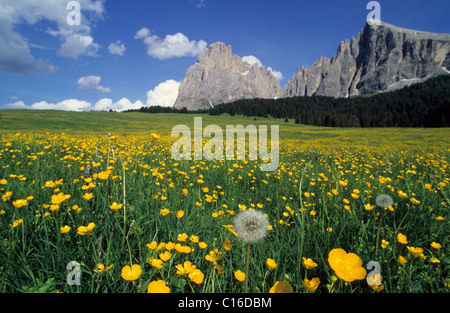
[173,21,450,110]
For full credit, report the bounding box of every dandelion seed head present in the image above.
[376,194,393,208]
[233,210,269,243]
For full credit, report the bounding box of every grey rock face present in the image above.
[173,42,282,110]
[283,21,450,98]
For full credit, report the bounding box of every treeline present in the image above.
[126,75,450,127]
[209,75,450,127]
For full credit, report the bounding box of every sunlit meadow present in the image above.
[0,110,449,293]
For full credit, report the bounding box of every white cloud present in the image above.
[57,33,100,59]
[242,55,263,68]
[108,40,126,56]
[77,75,111,92]
[146,79,180,107]
[93,98,143,112]
[135,27,207,60]
[4,97,143,112]
[267,67,284,81]
[5,99,92,111]
[242,55,284,81]
[0,0,104,72]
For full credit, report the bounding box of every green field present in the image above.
[0,110,449,293]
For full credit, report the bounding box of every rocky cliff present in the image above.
[173,42,282,110]
[283,21,450,98]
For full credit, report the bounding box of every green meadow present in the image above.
[0,110,448,293]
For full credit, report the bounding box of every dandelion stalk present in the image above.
[244,242,251,293]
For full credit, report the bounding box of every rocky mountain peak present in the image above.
[283,21,450,98]
[173,42,282,111]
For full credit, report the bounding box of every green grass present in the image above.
[0,110,449,293]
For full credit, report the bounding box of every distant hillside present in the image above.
[208,74,450,128]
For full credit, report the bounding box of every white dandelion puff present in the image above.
[233,210,269,243]
[376,194,393,208]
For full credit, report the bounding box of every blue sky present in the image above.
[1,0,449,111]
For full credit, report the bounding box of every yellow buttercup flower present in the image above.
[159,251,172,262]
[94,263,113,273]
[150,133,160,140]
[189,269,204,284]
[328,248,367,282]
[13,199,28,208]
[10,219,23,228]
[397,255,407,265]
[121,264,142,281]
[147,280,170,293]
[269,281,293,293]
[364,203,375,211]
[77,223,95,235]
[109,202,123,211]
[396,233,408,244]
[266,258,277,270]
[302,257,318,269]
[176,261,196,276]
[146,241,165,252]
[303,277,320,292]
[431,242,442,249]
[234,270,246,282]
[176,210,184,218]
[60,225,71,234]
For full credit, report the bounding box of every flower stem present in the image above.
[244,242,251,293]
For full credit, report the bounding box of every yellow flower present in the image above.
[94,263,113,273]
[121,264,142,281]
[146,241,165,252]
[368,274,384,292]
[0,179,7,185]
[159,251,172,262]
[435,216,445,221]
[429,258,440,263]
[160,208,170,216]
[269,281,293,293]
[98,170,111,180]
[202,187,209,193]
[223,238,231,251]
[77,223,95,235]
[176,210,184,218]
[150,133,160,140]
[49,204,60,211]
[51,192,71,204]
[205,249,222,262]
[147,280,170,293]
[109,202,123,211]
[338,180,348,187]
[190,235,199,243]
[328,248,367,282]
[397,190,408,198]
[234,270,246,282]
[182,189,188,197]
[13,199,28,208]
[83,193,93,200]
[266,258,277,270]
[10,219,23,228]
[381,239,390,249]
[326,227,333,232]
[364,203,375,211]
[410,198,421,205]
[146,258,163,269]
[176,261,196,276]
[303,277,320,292]
[302,257,318,269]
[407,246,426,259]
[397,255,407,265]
[189,269,204,284]
[60,225,71,234]
[396,233,408,244]
[2,191,13,202]
[177,233,188,242]
[431,242,442,249]
[199,242,207,249]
